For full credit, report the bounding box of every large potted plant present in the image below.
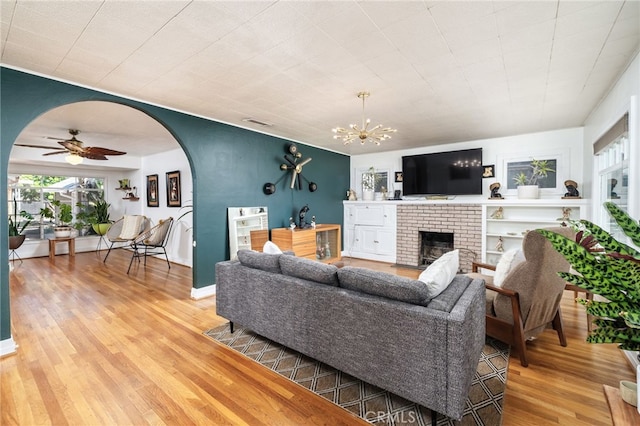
[513,159,554,199]
[8,197,33,250]
[537,202,640,351]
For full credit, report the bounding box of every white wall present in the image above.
[350,127,585,201]
[583,52,639,220]
[140,148,193,267]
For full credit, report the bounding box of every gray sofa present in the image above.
[215,250,486,421]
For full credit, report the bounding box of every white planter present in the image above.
[362,190,375,201]
[517,185,540,199]
[54,226,72,238]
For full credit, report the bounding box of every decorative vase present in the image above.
[92,223,111,236]
[9,235,26,250]
[517,185,539,199]
[54,226,72,238]
[362,190,375,201]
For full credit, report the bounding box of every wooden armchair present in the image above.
[469,227,575,367]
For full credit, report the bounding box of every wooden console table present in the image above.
[271,224,341,264]
[48,237,76,260]
[603,384,640,425]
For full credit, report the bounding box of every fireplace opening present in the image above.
[419,231,454,268]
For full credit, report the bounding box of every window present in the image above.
[594,114,629,241]
[8,174,105,240]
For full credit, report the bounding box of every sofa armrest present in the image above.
[471,261,496,273]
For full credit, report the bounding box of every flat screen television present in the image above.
[402,148,483,196]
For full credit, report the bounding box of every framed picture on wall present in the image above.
[497,150,568,196]
[166,170,181,207]
[146,174,159,207]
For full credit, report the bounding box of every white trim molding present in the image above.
[0,337,18,357]
[191,284,215,300]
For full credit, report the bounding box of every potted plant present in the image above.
[90,199,112,235]
[41,200,74,238]
[8,197,33,250]
[537,202,640,352]
[362,166,379,201]
[513,159,554,199]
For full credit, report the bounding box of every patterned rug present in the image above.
[204,324,509,426]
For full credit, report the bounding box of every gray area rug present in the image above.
[204,324,509,426]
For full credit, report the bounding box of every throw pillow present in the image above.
[279,255,339,286]
[237,249,281,273]
[418,249,459,298]
[493,248,525,287]
[263,241,283,254]
[119,215,144,239]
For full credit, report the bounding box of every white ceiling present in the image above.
[2,0,639,164]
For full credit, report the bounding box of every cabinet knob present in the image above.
[374,240,379,244]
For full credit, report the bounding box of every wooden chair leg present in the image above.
[552,308,568,347]
[514,324,528,367]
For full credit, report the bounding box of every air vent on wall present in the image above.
[242,118,273,127]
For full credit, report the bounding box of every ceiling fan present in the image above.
[16,129,126,160]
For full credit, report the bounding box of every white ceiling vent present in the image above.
[242,118,273,127]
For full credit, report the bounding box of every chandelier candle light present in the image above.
[332,91,397,145]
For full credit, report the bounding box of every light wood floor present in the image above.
[2,251,635,425]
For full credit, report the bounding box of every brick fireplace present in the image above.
[396,204,482,273]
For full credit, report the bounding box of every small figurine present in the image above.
[298,205,311,228]
[348,189,357,201]
[381,186,388,200]
[289,217,296,230]
[311,215,316,229]
[489,182,503,199]
[563,180,581,198]
[495,236,504,252]
[491,207,504,219]
[609,178,619,199]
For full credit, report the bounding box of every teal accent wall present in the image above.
[0,68,350,341]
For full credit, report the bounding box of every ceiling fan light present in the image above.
[65,153,83,165]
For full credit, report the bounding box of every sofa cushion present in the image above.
[237,249,281,273]
[337,266,431,306]
[418,249,459,298]
[279,255,339,286]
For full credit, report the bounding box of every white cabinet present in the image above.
[482,200,588,265]
[344,202,396,263]
[228,207,268,260]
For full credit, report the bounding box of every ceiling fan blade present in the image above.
[84,147,126,156]
[14,143,66,151]
[290,170,298,189]
[58,140,84,152]
[80,152,108,160]
[42,151,68,156]
[45,136,66,141]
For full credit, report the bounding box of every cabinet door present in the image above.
[375,228,396,257]
[360,228,379,254]
[354,204,385,226]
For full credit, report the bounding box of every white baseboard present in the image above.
[191,284,216,300]
[0,337,18,357]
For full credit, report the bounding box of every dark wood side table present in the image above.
[565,283,594,332]
[48,237,75,260]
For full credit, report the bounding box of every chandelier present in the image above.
[332,91,397,145]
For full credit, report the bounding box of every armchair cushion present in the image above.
[119,215,144,239]
[494,249,525,287]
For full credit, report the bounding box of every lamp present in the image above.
[332,91,397,146]
[65,153,83,165]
